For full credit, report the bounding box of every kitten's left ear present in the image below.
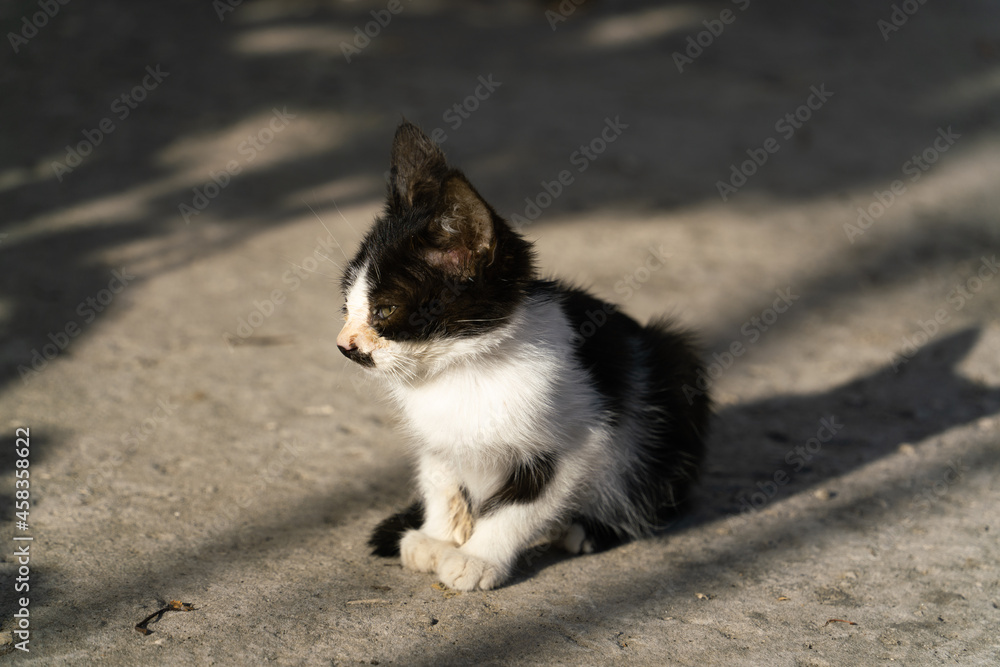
[390,121,448,209]
[425,176,496,277]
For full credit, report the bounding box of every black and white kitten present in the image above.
[338,122,710,591]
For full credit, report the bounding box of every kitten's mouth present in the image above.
[338,345,376,368]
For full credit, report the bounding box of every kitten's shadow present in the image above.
[511,327,998,583]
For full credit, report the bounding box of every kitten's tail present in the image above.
[368,501,425,557]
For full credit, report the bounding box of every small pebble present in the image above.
[898,443,916,456]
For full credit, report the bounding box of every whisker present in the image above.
[314,250,344,272]
[330,197,363,242]
[304,200,351,262]
[281,256,338,280]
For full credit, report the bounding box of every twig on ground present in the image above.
[135,600,196,635]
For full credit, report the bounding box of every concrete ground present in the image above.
[2,0,999,664]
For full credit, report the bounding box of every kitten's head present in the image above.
[337,122,535,379]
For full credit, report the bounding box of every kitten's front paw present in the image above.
[400,530,454,573]
[438,550,508,591]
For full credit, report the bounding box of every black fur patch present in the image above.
[339,346,375,367]
[637,318,711,522]
[480,451,558,516]
[368,501,424,557]
[340,122,537,349]
[545,282,646,423]
[535,281,711,539]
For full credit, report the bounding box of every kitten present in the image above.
[338,122,710,591]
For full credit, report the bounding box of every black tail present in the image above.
[368,501,425,557]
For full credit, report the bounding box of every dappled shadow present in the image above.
[2,0,999,662]
[3,0,999,393]
[0,442,414,639]
[702,327,1000,523]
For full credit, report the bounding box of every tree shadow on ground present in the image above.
[1,0,998,659]
[2,0,997,395]
[505,326,999,583]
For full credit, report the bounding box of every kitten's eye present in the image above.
[372,305,397,321]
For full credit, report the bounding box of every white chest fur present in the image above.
[388,298,599,461]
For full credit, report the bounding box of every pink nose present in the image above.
[336,326,375,367]
[336,326,355,352]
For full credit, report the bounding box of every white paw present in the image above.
[561,522,594,555]
[438,550,508,591]
[400,530,454,573]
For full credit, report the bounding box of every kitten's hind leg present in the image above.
[368,501,424,557]
[560,522,595,555]
[532,519,594,554]
[574,516,626,553]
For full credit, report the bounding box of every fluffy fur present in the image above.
[338,122,710,590]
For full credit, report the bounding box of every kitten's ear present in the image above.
[424,176,495,277]
[390,121,448,208]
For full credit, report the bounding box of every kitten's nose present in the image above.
[336,326,355,353]
[336,326,375,367]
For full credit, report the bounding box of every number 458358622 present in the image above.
[15,427,30,526]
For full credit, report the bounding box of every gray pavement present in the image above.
[2,1,999,664]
